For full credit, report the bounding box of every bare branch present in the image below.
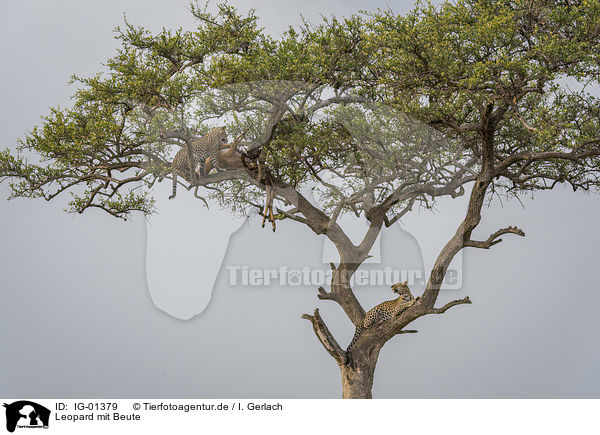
[419,115,496,308]
[495,149,600,176]
[317,286,337,301]
[275,206,309,225]
[194,169,250,185]
[428,296,472,314]
[301,309,345,365]
[245,105,287,151]
[384,197,416,227]
[464,226,526,249]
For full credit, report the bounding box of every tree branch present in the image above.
[428,296,472,314]
[384,197,416,227]
[301,308,345,365]
[418,105,502,308]
[495,149,600,176]
[317,285,336,301]
[275,206,309,225]
[464,226,525,249]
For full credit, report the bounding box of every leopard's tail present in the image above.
[345,325,363,364]
[169,173,177,200]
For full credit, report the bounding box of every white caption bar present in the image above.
[0,399,596,435]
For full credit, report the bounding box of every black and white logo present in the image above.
[3,401,50,432]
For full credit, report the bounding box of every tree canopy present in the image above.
[2,1,599,220]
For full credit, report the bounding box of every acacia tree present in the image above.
[2,1,600,398]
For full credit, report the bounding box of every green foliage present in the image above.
[366,0,600,189]
[1,0,599,220]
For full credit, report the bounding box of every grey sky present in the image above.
[1,0,599,398]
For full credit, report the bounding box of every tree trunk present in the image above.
[340,347,380,399]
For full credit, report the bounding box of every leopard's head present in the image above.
[213,126,228,144]
[391,281,414,302]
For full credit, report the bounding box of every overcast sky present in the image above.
[1,0,599,398]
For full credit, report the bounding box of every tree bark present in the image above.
[340,347,380,399]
